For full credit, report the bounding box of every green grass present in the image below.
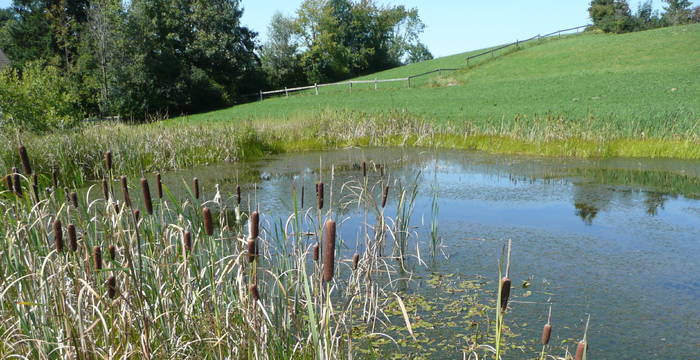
[178,24,700,141]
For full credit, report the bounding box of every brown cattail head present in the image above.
[107,275,117,299]
[31,174,39,201]
[192,178,200,199]
[156,173,163,199]
[381,185,389,208]
[312,244,319,262]
[140,178,153,215]
[114,203,120,214]
[574,341,587,360]
[202,207,213,236]
[249,211,259,239]
[104,151,113,171]
[541,323,552,345]
[12,168,22,196]
[352,253,360,270]
[18,145,32,175]
[322,220,336,282]
[316,182,324,210]
[300,186,304,208]
[249,283,260,301]
[5,174,12,193]
[183,231,192,252]
[68,224,77,251]
[120,176,131,207]
[133,209,140,223]
[53,219,63,252]
[52,167,59,189]
[500,277,511,311]
[102,178,109,200]
[93,246,103,270]
[108,245,117,261]
[380,164,385,177]
[236,184,241,205]
[247,238,257,263]
[362,161,367,177]
[70,191,79,208]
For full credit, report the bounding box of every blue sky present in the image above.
[1,0,697,57]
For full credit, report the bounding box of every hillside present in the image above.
[173,25,699,141]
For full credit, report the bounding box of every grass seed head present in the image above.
[18,145,32,175]
[53,219,63,252]
[322,220,336,282]
[68,224,77,252]
[202,207,213,236]
[141,178,153,215]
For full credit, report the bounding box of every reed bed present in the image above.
[0,145,593,359]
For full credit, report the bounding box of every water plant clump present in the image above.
[0,148,592,358]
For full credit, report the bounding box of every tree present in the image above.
[260,12,306,89]
[662,0,693,25]
[693,6,700,22]
[633,0,662,31]
[589,0,634,33]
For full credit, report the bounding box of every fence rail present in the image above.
[252,24,590,101]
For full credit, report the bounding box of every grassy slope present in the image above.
[176,24,699,138]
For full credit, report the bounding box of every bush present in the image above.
[0,62,83,132]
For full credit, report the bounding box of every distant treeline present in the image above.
[0,0,430,131]
[589,0,699,33]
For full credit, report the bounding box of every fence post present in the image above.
[374,78,378,90]
[516,39,519,48]
[259,90,263,102]
[407,77,411,88]
[285,87,288,97]
[349,82,352,93]
[315,83,319,95]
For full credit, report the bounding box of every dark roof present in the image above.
[0,49,10,70]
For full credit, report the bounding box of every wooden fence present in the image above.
[254,24,591,101]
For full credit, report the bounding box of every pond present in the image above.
[144,148,700,359]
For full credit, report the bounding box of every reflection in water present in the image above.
[125,148,700,359]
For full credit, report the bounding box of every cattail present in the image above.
[574,341,587,360]
[120,176,131,208]
[108,245,117,261]
[362,161,367,177]
[107,275,117,299]
[322,220,336,282]
[70,191,79,208]
[352,253,360,270]
[380,164,384,177]
[68,224,77,251]
[101,178,109,200]
[140,178,153,215]
[18,145,32,175]
[500,277,511,311]
[202,207,213,236]
[52,167,59,189]
[31,173,39,201]
[53,219,63,252]
[183,231,192,252]
[316,182,324,209]
[133,209,140,223]
[249,211,259,239]
[541,323,552,345]
[381,185,389,208]
[249,283,260,301]
[247,238,257,263]
[12,168,21,196]
[300,185,304,208]
[312,244,319,262]
[236,184,241,205]
[114,203,120,214]
[94,246,103,270]
[156,173,163,198]
[104,151,113,171]
[5,174,12,193]
[192,178,200,199]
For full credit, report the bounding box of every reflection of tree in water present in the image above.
[575,202,599,225]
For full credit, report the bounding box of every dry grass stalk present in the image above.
[53,219,63,252]
[18,145,32,175]
[202,207,213,236]
[322,220,336,282]
[140,178,153,215]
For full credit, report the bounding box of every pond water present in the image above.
[148,148,700,359]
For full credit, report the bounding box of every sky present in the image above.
[0,0,696,58]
